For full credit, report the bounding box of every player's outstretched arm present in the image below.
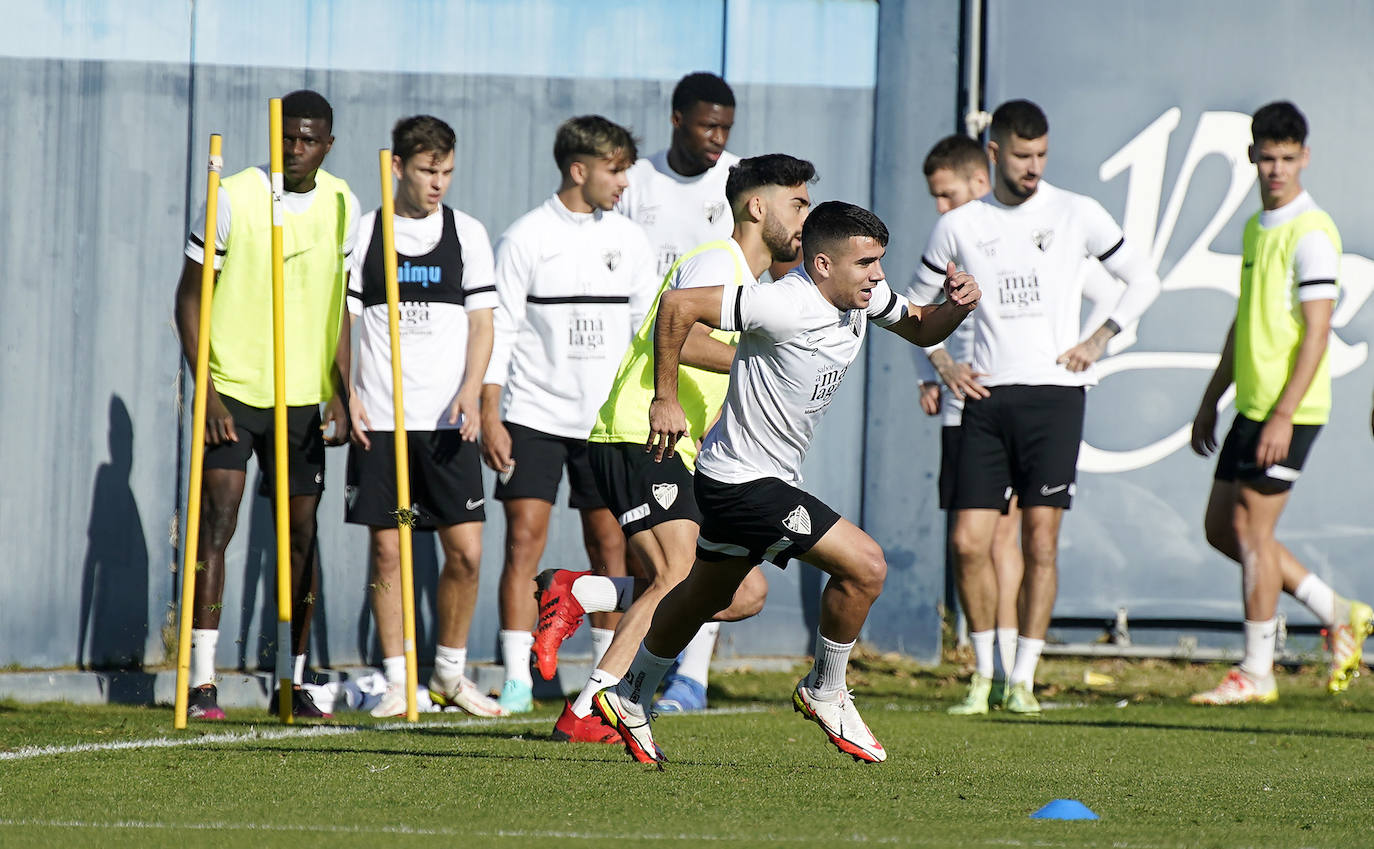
[1191,321,1236,457]
[649,286,725,460]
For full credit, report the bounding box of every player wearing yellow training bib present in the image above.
[1191,101,1371,707]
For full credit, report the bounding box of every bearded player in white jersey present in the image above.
[912,100,1161,716]
[593,201,982,764]
[551,71,739,713]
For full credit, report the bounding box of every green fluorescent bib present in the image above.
[210,167,353,407]
[589,240,744,470]
[1234,208,1340,425]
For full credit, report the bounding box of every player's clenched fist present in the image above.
[943,260,981,310]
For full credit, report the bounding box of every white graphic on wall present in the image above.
[1080,108,1372,473]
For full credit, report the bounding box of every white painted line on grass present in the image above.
[0,705,768,762]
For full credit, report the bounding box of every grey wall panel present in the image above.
[181,70,877,669]
[984,0,1374,632]
[860,0,963,661]
[0,55,191,668]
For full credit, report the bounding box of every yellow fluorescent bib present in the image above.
[588,240,744,469]
[1234,208,1340,425]
[210,167,353,407]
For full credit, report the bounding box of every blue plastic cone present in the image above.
[1030,799,1099,820]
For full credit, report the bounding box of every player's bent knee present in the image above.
[718,569,768,620]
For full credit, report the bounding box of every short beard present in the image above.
[999,171,1034,200]
[762,216,799,262]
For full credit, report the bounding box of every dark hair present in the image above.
[672,72,736,113]
[724,154,816,207]
[553,115,638,172]
[1252,101,1308,145]
[923,134,986,178]
[282,90,333,127]
[801,200,889,263]
[989,99,1048,144]
[392,115,455,163]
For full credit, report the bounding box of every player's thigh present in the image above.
[253,403,326,499]
[952,392,1013,512]
[694,473,840,569]
[938,425,963,511]
[494,422,566,504]
[798,518,885,591]
[1009,386,1084,510]
[586,440,702,539]
[411,429,487,527]
[345,432,401,528]
[629,518,700,586]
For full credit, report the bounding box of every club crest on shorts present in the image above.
[782,505,811,536]
[603,249,621,271]
[704,201,726,225]
[1031,229,1054,251]
[651,483,678,509]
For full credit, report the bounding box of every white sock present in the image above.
[970,629,995,679]
[435,644,467,681]
[805,633,855,701]
[589,628,615,668]
[616,644,674,710]
[676,622,720,685]
[995,627,1018,681]
[382,655,407,687]
[1240,618,1278,681]
[292,654,306,686]
[571,575,636,613]
[1009,636,1044,687]
[499,629,534,686]
[571,668,620,718]
[190,628,218,688]
[1293,574,1337,627]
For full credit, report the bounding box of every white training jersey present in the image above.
[911,259,1125,425]
[484,194,658,439]
[1259,191,1340,303]
[345,206,498,431]
[186,166,360,268]
[616,149,742,278]
[912,180,1155,388]
[696,268,910,486]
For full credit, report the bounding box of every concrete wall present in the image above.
[0,0,900,671]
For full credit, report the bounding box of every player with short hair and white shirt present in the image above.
[344,115,504,719]
[593,201,982,765]
[479,115,659,713]
[601,70,740,711]
[532,154,815,744]
[912,100,1162,717]
[617,72,741,279]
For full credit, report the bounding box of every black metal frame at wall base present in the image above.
[1042,608,1328,667]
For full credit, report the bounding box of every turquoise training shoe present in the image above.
[498,679,533,714]
[947,672,992,716]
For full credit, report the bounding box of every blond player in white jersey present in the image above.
[480,115,658,713]
[912,100,1161,716]
[606,71,741,711]
[344,115,504,719]
[593,201,982,765]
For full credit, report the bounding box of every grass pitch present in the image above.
[2,654,1372,849]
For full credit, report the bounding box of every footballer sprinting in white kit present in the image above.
[912,100,1161,716]
[593,201,982,765]
[479,115,659,713]
[533,155,815,745]
[343,115,504,719]
[547,71,742,712]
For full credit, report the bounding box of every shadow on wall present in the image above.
[77,395,149,670]
[236,477,333,670]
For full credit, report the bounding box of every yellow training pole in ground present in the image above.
[269,98,294,724]
[379,148,420,722]
[173,134,223,730]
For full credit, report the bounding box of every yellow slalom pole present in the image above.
[173,134,223,731]
[269,98,294,724]
[379,148,420,722]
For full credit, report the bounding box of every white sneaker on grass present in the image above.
[791,680,886,763]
